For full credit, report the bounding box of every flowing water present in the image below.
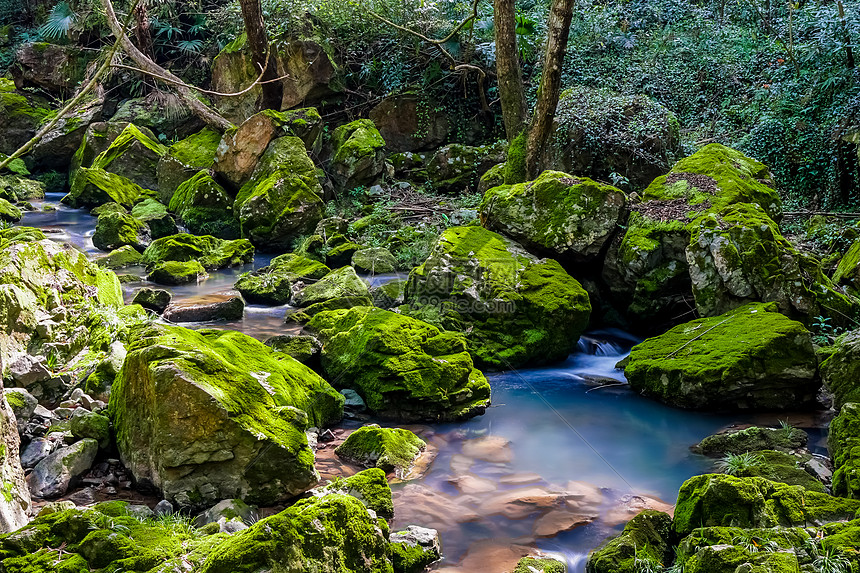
[18,197,830,572]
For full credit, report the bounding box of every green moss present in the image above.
[696,425,808,456]
[727,450,827,493]
[169,172,238,239]
[503,130,527,185]
[292,266,370,307]
[93,211,149,252]
[335,424,426,473]
[141,233,254,271]
[586,511,673,573]
[91,124,167,171]
[829,402,860,499]
[623,302,818,410]
[3,391,26,411]
[235,253,330,305]
[147,260,206,285]
[315,468,393,518]
[167,128,221,168]
[308,306,491,421]
[514,557,566,573]
[821,332,860,408]
[331,119,386,165]
[64,167,154,209]
[0,198,21,222]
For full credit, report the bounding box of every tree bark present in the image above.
[100,0,233,131]
[493,0,528,140]
[238,0,283,110]
[524,0,574,179]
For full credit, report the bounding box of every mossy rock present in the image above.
[514,557,566,573]
[623,302,818,410]
[168,171,239,239]
[330,119,386,191]
[722,450,827,493]
[586,510,673,573]
[234,136,324,251]
[0,198,21,223]
[479,170,626,262]
[672,473,860,536]
[676,525,812,567]
[88,123,167,192]
[308,306,491,422]
[92,211,151,252]
[312,467,394,519]
[695,425,808,456]
[326,239,362,268]
[388,525,442,573]
[335,424,426,473]
[372,279,407,309]
[147,260,206,285]
[0,173,44,203]
[130,198,178,239]
[64,167,155,210]
[682,543,801,573]
[95,245,143,269]
[352,247,397,274]
[425,142,507,194]
[235,253,330,306]
[265,334,322,365]
[69,410,111,449]
[821,331,860,409]
[156,127,222,202]
[829,402,860,499]
[292,266,370,308]
[833,239,860,296]
[141,233,254,271]
[109,322,344,508]
[405,226,591,369]
[0,78,51,156]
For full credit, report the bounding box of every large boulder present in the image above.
[29,98,102,169]
[63,167,154,210]
[148,260,207,285]
[168,172,238,239]
[140,233,254,271]
[352,247,397,274]
[214,108,323,189]
[308,306,491,421]
[426,142,507,194]
[622,302,818,410]
[821,331,860,408]
[80,123,167,192]
[156,127,221,203]
[695,425,808,456]
[544,86,681,189]
[0,386,30,532]
[130,198,178,239]
[369,92,449,152]
[829,402,860,498]
[833,239,860,295]
[12,42,92,95]
[109,323,344,508]
[92,210,151,252]
[335,424,426,474]
[686,202,856,323]
[234,136,324,250]
[389,526,443,573]
[292,266,371,307]
[479,170,626,261]
[28,438,98,498]
[404,226,591,369]
[110,94,205,139]
[330,119,386,192]
[211,34,341,123]
[672,473,860,535]
[235,253,330,305]
[0,78,52,155]
[586,511,673,573]
[69,122,157,185]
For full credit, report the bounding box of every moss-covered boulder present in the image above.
[695,425,808,456]
[586,510,673,573]
[110,322,344,508]
[545,86,681,189]
[92,211,151,252]
[335,424,426,474]
[130,198,178,239]
[673,474,860,536]
[86,123,167,192]
[833,239,860,295]
[687,202,857,323]
[69,122,157,185]
[372,279,407,309]
[131,287,172,314]
[29,98,102,170]
[330,119,386,191]
[266,334,322,366]
[292,266,371,308]
[141,233,254,271]
[425,142,507,194]
[515,557,566,573]
[479,170,626,261]
[234,136,324,251]
[0,78,51,155]
[168,171,238,239]
[0,172,44,203]
[675,525,813,573]
[63,167,155,210]
[404,226,591,369]
[0,199,21,223]
[311,467,394,518]
[95,245,143,269]
[352,247,397,274]
[623,303,818,410]
[156,127,221,202]
[821,331,860,409]
[602,143,784,324]
[148,260,207,285]
[110,96,206,140]
[308,306,491,421]
[214,108,323,189]
[829,402,860,499]
[717,449,827,493]
[12,42,94,95]
[235,253,330,306]
[389,525,442,573]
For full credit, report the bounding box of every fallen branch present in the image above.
[110,62,290,98]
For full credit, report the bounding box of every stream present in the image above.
[18,197,832,572]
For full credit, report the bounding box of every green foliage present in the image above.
[716,452,765,476]
[40,2,76,40]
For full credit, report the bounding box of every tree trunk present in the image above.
[238,0,283,110]
[100,0,233,131]
[133,3,155,60]
[524,0,574,180]
[493,0,528,140]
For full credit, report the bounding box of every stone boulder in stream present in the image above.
[235,253,330,305]
[92,210,151,252]
[404,225,591,369]
[156,127,221,202]
[168,171,238,239]
[109,322,344,508]
[140,233,254,271]
[335,424,426,474]
[479,170,626,262]
[622,302,818,410]
[308,306,491,421]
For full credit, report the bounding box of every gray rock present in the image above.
[162,296,245,323]
[126,504,155,520]
[7,354,51,387]
[28,438,98,498]
[132,287,172,314]
[154,499,174,516]
[20,437,54,468]
[340,389,366,413]
[5,388,37,433]
[194,498,257,528]
[389,525,442,572]
[69,409,111,448]
[36,500,77,517]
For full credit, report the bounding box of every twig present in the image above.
[665,316,734,359]
[585,382,628,393]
